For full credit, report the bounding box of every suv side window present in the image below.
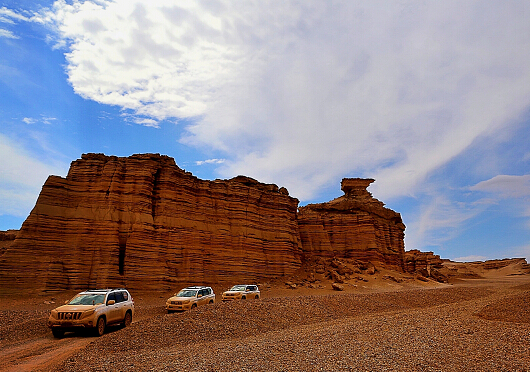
[122,291,129,301]
[107,292,116,305]
[206,288,211,295]
[199,289,207,296]
[114,291,125,303]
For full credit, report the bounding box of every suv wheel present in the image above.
[94,317,106,337]
[123,311,132,327]
[191,303,197,309]
[242,296,246,300]
[255,295,260,299]
[52,329,64,339]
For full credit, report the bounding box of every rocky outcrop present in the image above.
[0,230,18,258]
[0,155,411,293]
[297,178,406,269]
[439,258,530,280]
[0,153,302,292]
[404,249,447,282]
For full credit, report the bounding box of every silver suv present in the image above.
[165,286,215,313]
[48,288,134,338]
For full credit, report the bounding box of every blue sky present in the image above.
[1,0,529,262]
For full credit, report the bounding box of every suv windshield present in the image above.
[176,290,198,297]
[230,285,247,291]
[68,294,105,305]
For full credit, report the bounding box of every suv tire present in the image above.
[123,311,132,327]
[94,317,106,337]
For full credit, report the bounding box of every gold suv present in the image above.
[222,284,260,301]
[48,288,134,338]
[165,286,215,313]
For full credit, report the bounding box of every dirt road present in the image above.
[1,277,529,371]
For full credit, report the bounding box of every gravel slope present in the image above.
[52,282,530,372]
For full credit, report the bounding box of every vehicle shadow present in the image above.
[51,323,127,339]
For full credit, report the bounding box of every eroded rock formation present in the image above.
[0,153,302,292]
[0,154,410,293]
[404,249,447,282]
[297,178,406,269]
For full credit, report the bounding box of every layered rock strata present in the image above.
[297,178,406,269]
[404,249,447,282]
[0,155,409,293]
[0,153,302,292]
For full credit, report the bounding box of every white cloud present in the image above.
[470,175,530,198]
[452,255,489,263]
[0,7,31,23]
[5,0,529,253]
[0,28,17,38]
[25,0,530,203]
[23,116,57,125]
[195,158,225,166]
[0,133,67,217]
[42,117,57,125]
[404,192,491,250]
[133,118,159,128]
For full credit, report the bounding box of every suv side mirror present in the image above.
[107,300,115,305]
[197,294,202,298]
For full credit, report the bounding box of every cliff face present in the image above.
[298,179,406,269]
[0,154,408,293]
[0,153,302,292]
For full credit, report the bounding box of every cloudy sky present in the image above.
[1,0,529,262]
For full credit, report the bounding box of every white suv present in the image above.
[222,285,260,301]
[165,286,215,313]
[48,288,134,338]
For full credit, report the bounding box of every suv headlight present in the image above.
[81,309,95,319]
[50,310,58,319]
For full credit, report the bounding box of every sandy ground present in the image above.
[1,270,529,372]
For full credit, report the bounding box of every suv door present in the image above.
[106,292,120,324]
[203,288,212,304]
[196,289,204,306]
[114,291,126,322]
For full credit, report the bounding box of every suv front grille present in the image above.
[58,312,82,320]
[171,301,182,305]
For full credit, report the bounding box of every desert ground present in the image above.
[1,264,529,372]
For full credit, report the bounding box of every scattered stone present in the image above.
[330,270,344,284]
[365,263,376,275]
[383,275,403,283]
[331,282,344,291]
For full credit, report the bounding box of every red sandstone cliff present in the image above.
[0,154,410,293]
[0,153,302,292]
[297,178,406,269]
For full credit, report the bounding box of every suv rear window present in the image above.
[114,291,125,303]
